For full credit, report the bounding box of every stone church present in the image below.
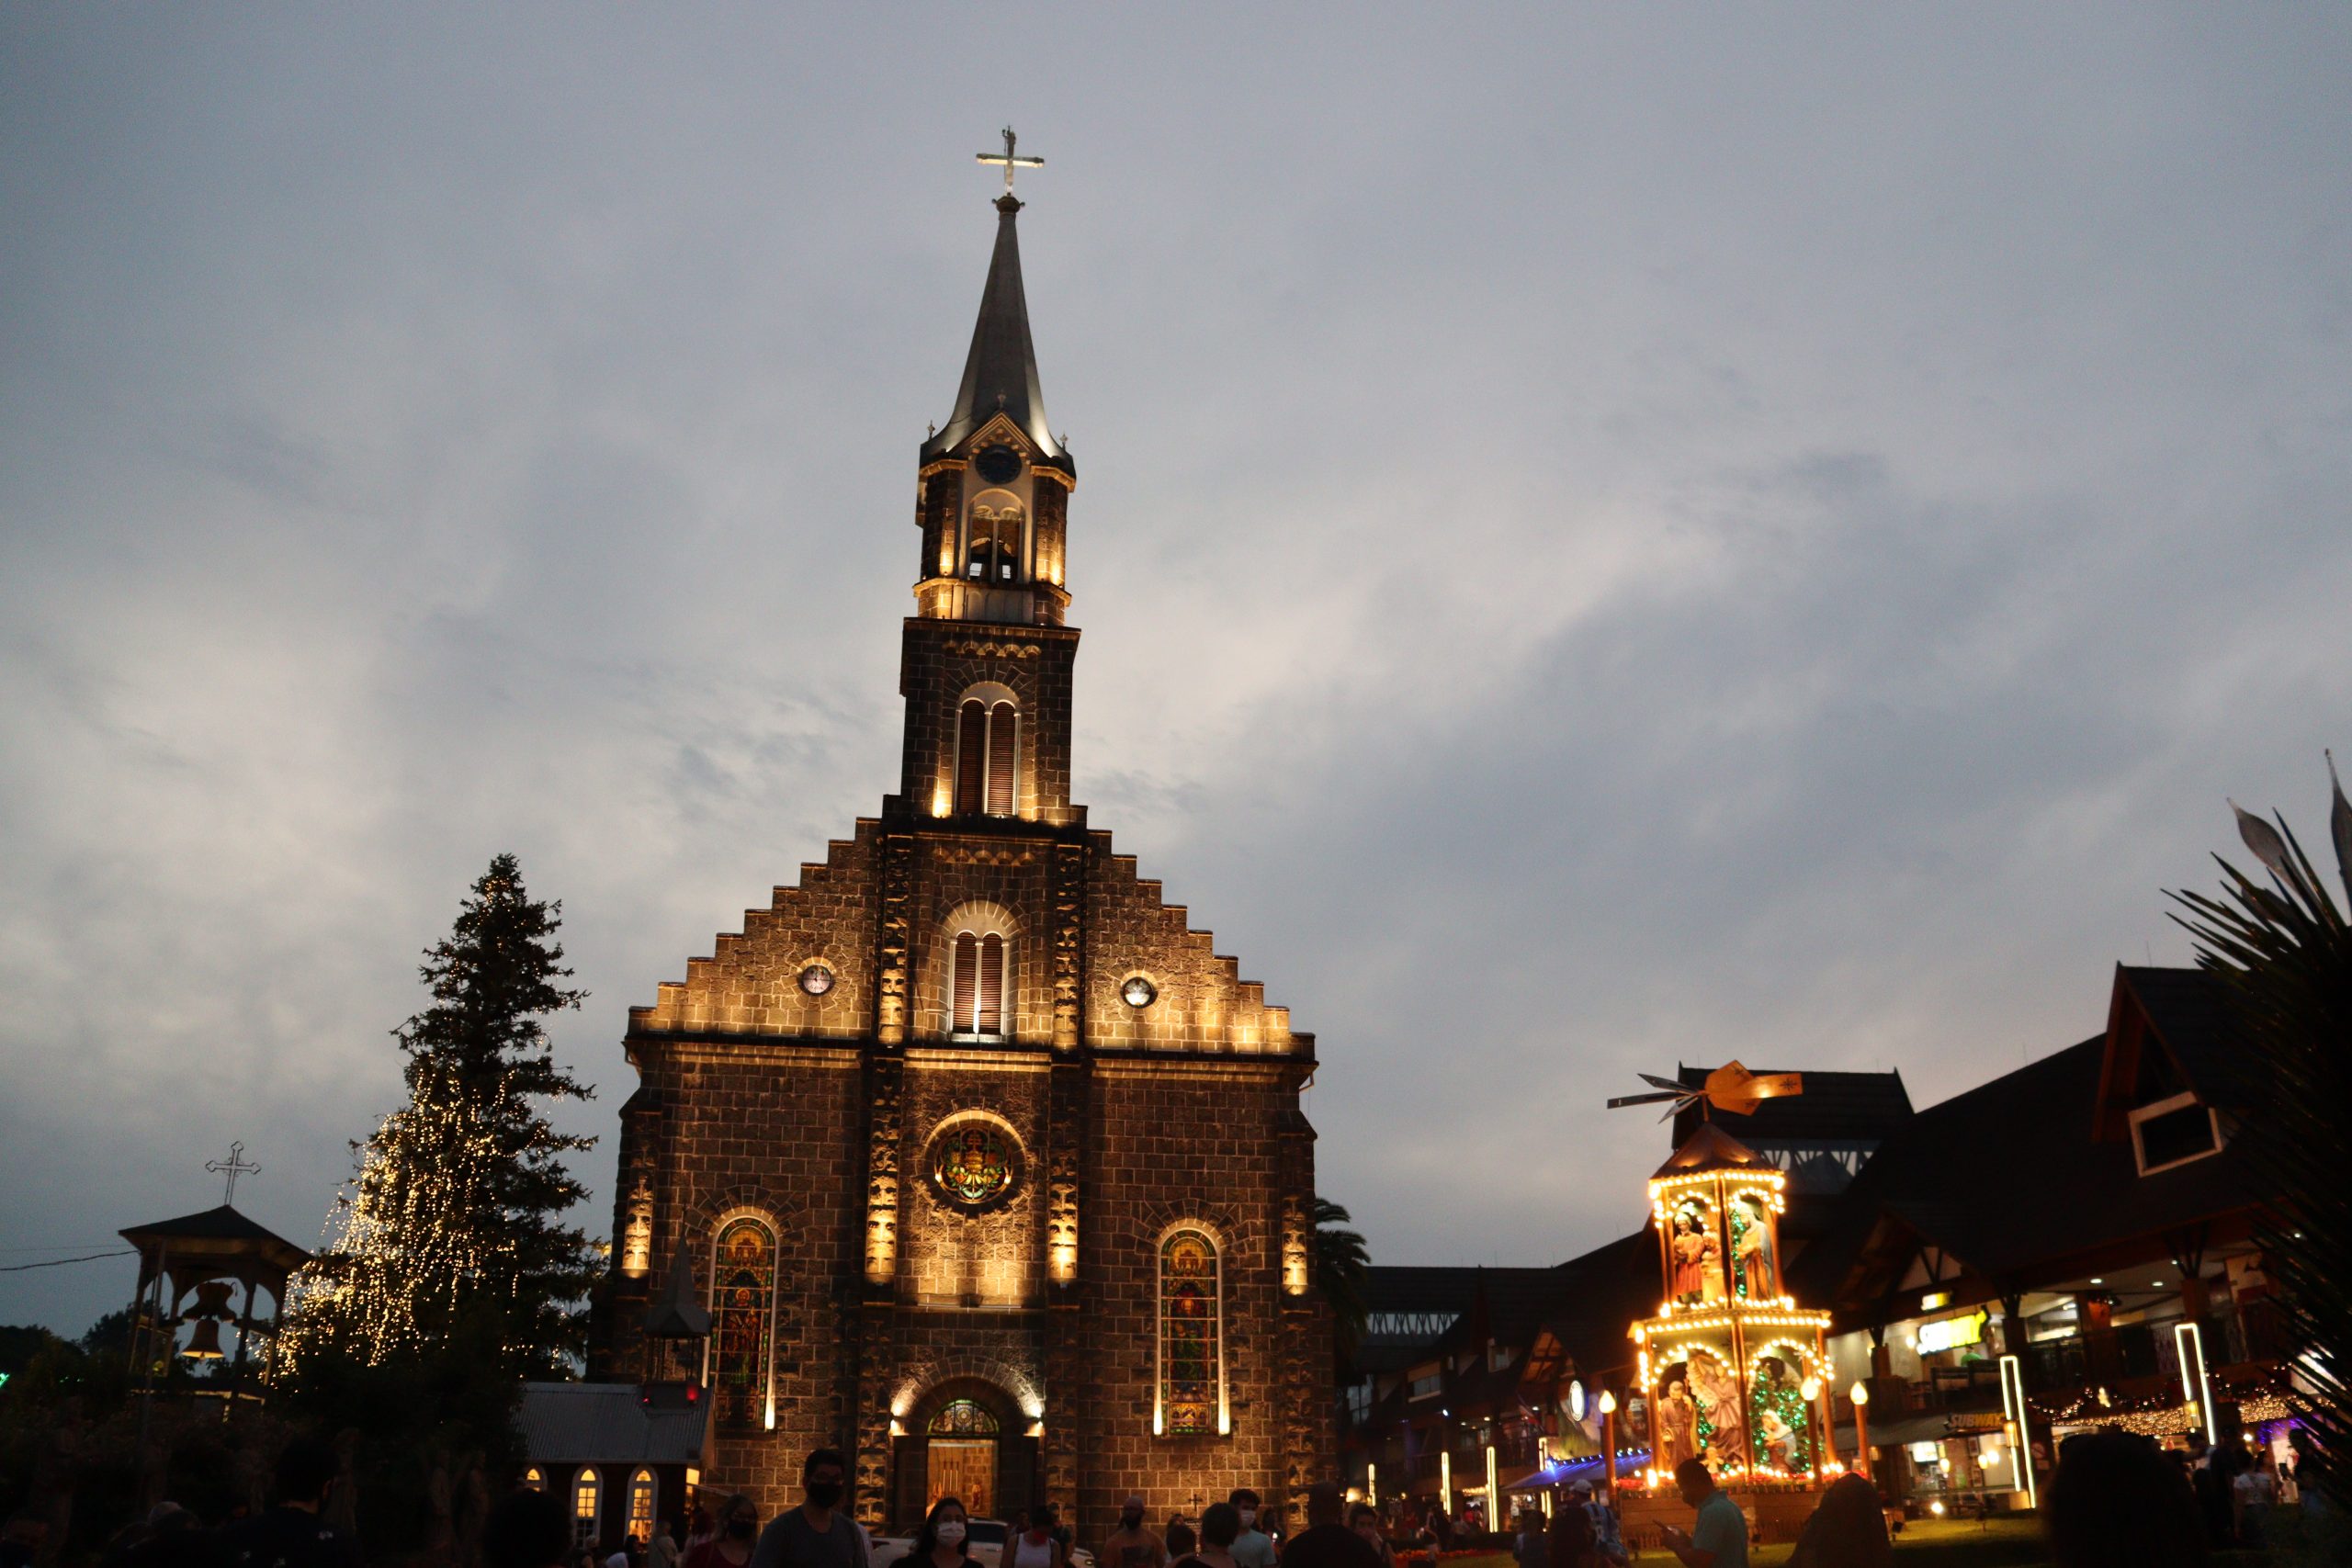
[589,186,1332,1537]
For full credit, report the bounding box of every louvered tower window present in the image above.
[950,931,1011,1036]
[953,698,1019,817]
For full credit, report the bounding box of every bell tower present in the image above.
[898,187,1080,827]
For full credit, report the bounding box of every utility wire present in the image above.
[0,1249,135,1273]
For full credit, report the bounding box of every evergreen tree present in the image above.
[2169,759,2352,1512]
[291,853,595,1379]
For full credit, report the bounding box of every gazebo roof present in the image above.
[1651,1122,1773,1180]
[119,1204,311,1277]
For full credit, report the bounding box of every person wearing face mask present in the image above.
[913,1497,974,1568]
[684,1495,762,1568]
[1225,1492,1273,1568]
[1012,1504,1067,1568]
[750,1450,869,1568]
[1102,1495,1168,1568]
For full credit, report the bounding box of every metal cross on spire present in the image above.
[205,1140,260,1206]
[976,125,1043,194]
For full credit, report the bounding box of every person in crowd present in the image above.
[649,1518,682,1568]
[750,1450,866,1568]
[2044,1430,2207,1568]
[912,1495,975,1568]
[686,1508,717,1559]
[2232,1451,2277,1546]
[218,1438,358,1568]
[685,1495,762,1568]
[485,1488,575,1568]
[1278,1483,1381,1568]
[608,1536,642,1568]
[1165,1520,1199,1568]
[1566,1481,1624,1568]
[1347,1505,1393,1568]
[1012,1504,1067,1568]
[1416,1506,1451,1556]
[1511,1509,1545,1568]
[1782,1472,1888,1568]
[1226,1491,1274,1568]
[0,1513,45,1568]
[1544,1502,1595,1568]
[1102,1494,1167,1568]
[1192,1505,1243,1568]
[1657,1457,1747,1568]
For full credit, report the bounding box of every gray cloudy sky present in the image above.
[5,6,2348,1335]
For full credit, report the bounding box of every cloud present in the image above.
[3,5,2348,1329]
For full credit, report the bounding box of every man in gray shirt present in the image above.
[752,1449,870,1568]
[1227,1490,1276,1568]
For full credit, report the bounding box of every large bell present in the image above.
[181,1318,226,1359]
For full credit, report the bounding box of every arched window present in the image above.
[1158,1228,1226,1436]
[950,931,1010,1036]
[571,1467,602,1546]
[953,698,1019,816]
[709,1218,776,1432]
[523,1467,545,1492]
[967,501,1024,582]
[627,1469,658,1545]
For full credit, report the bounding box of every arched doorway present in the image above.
[925,1399,1001,1517]
[891,1380,1035,1529]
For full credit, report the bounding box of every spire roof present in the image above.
[923,194,1070,475]
[642,1234,710,1340]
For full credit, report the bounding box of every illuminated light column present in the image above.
[1486,1445,1498,1530]
[1367,1463,1377,1507]
[2176,1322,2213,1446]
[1997,1354,2037,1511]
[1850,1381,1872,1481]
[1598,1390,1618,1508]
[1801,1379,1822,1479]
[1441,1450,1452,1514]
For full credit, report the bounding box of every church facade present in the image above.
[589,187,1332,1536]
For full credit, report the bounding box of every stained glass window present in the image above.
[929,1398,1002,1436]
[710,1218,775,1431]
[1159,1229,1222,1436]
[930,1122,1019,1208]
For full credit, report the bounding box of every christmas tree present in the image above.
[290,853,595,1378]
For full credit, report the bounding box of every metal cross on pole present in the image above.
[206,1140,260,1206]
[976,125,1043,193]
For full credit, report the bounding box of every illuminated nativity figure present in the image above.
[1606,1064,1841,1540]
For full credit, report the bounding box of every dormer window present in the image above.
[2130,1091,2222,1176]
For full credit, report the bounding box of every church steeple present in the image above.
[900,161,1081,826]
[921,193,1069,475]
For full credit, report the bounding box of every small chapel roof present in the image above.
[1650,1122,1772,1180]
[119,1204,311,1275]
[922,194,1071,475]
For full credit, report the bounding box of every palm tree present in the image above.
[1315,1197,1372,1363]
[2169,757,2352,1511]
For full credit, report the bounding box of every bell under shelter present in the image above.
[587,179,1332,1536]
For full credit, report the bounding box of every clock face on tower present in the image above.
[974,446,1023,485]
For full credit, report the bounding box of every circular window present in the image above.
[974,446,1023,484]
[797,963,835,997]
[1120,976,1158,1009]
[927,1120,1021,1211]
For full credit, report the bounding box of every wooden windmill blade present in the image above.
[1608,1061,1804,1121]
[1703,1060,1804,1118]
